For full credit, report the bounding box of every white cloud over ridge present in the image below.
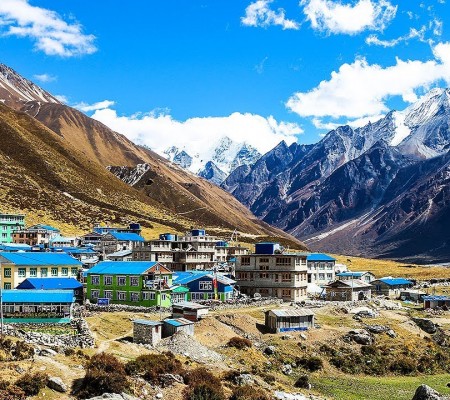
[241,0,300,30]
[33,73,57,83]
[0,0,96,56]
[366,26,426,47]
[90,108,302,158]
[74,100,115,112]
[286,42,450,121]
[301,0,397,35]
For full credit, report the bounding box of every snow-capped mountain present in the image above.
[0,64,60,109]
[225,88,450,263]
[162,136,261,184]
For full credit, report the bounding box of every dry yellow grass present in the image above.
[332,254,450,280]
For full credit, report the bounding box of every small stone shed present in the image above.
[172,301,209,322]
[324,280,372,301]
[162,318,194,338]
[265,309,315,333]
[423,295,450,310]
[133,319,163,345]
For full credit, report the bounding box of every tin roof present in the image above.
[109,232,144,242]
[307,253,336,261]
[163,318,194,327]
[0,252,82,266]
[16,277,82,290]
[87,261,164,275]
[2,289,75,303]
[172,301,209,310]
[423,295,450,301]
[133,319,163,326]
[377,278,413,286]
[267,308,315,317]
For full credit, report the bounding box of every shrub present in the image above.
[230,385,270,400]
[183,367,220,386]
[228,337,252,350]
[125,352,184,384]
[13,341,34,360]
[389,356,417,375]
[183,381,226,400]
[15,372,48,396]
[294,375,310,389]
[296,356,323,372]
[76,352,129,398]
[0,385,26,400]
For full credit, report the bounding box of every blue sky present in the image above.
[1,0,449,157]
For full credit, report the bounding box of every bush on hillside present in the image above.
[15,372,48,396]
[125,352,184,384]
[228,337,252,350]
[76,352,129,399]
[183,367,225,400]
[295,356,323,372]
[230,385,271,400]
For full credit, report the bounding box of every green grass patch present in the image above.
[313,374,450,400]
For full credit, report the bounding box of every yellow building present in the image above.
[0,252,82,289]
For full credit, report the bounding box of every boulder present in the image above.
[281,364,293,375]
[40,348,58,357]
[158,373,184,387]
[412,384,445,400]
[47,376,68,393]
[264,346,276,355]
[282,334,293,340]
[352,334,374,345]
[235,374,254,386]
[366,325,389,334]
[413,318,438,334]
[386,329,397,338]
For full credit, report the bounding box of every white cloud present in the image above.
[312,114,385,130]
[89,108,302,158]
[54,94,68,104]
[255,56,269,74]
[430,18,443,36]
[33,73,57,83]
[366,26,426,47]
[74,100,115,112]
[286,42,450,120]
[301,0,397,35]
[241,0,300,30]
[0,0,96,56]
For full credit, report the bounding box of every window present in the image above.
[117,276,126,286]
[51,267,58,276]
[4,283,11,289]
[18,268,26,277]
[276,257,291,266]
[260,272,268,279]
[104,290,113,299]
[191,293,204,300]
[260,265,269,271]
[104,276,113,286]
[91,290,99,299]
[161,293,167,301]
[282,273,291,282]
[281,289,291,297]
[71,267,78,276]
[4,268,11,278]
[40,268,48,277]
[118,292,126,301]
[199,281,212,291]
[130,292,140,302]
[61,268,68,276]
[91,275,100,285]
[149,292,156,300]
[240,257,250,266]
[130,276,139,286]
[259,258,269,263]
[30,268,37,277]
[142,292,151,300]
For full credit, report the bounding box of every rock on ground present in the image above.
[47,376,67,393]
[86,394,140,400]
[412,384,450,400]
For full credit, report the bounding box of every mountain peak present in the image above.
[0,63,60,108]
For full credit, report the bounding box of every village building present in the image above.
[80,231,103,249]
[133,320,163,345]
[106,249,133,261]
[235,242,308,302]
[51,247,99,268]
[132,234,175,265]
[264,309,315,333]
[49,235,77,248]
[16,277,84,303]
[1,290,75,322]
[0,252,82,289]
[93,222,142,236]
[336,271,375,283]
[173,270,236,301]
[86,261,173,307]
[172,301,209,321]
[371,278,414,297]
[100,232,145,255]
[307,253,336,285]
[0,243,34,252]
[423,295,450,310]
[162,318,194,338]
[324,279,373,301]
[12,224,60,247]
[0,213,25,244]
[400,289,426,302]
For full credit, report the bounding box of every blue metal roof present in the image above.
[0,244,33,252]
[16,278,82,290]
[87,261,159,275]
[109,232,144,242]
[133,319,162,326]
[378,278,413,286]
[173,271,235,285]
[164,318,193,327]
[423,295,450,301]
[307,253,336,261]
[2,290,75,303]
[0,252,82,266]
[51,247,97,254]
[336,271,367,277]
[30,224,60,231]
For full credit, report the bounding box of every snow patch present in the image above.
[390,111,411,146]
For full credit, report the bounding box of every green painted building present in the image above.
[0,213,25,243]
[86,261,173,307]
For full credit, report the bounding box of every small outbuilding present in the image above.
[172,301,209,322]
[423,295,450,310]
[324,280,372,301]
[264,309,315,333]
[399,289,426,302]
[133,319,163,346]
[162,318,194,338]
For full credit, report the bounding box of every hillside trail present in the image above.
[94,327,134,354]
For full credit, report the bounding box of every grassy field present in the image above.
[313,374,450,400]
[332,254,450,280]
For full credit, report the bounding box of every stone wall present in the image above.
[3,318,95,349]
[133,322,162,346]
[85,303,171,313]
